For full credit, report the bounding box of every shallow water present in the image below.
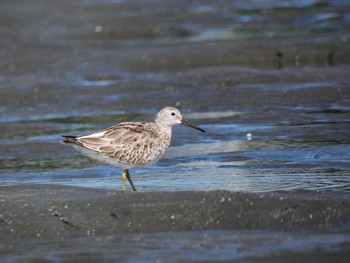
[1,0,350,261]
[1,88,349,192]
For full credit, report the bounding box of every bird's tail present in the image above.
[61,135,78,144]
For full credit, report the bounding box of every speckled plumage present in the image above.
[62,107,205,191]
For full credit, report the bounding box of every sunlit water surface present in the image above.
[1,108,349,193]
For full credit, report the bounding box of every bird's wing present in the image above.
[76,122,156,157]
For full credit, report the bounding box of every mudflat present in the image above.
[0,184,348,237]
[1,185,349,262]
[1,0,350,262]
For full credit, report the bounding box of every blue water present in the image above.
[1,108,349,192]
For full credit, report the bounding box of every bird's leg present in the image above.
[121,170,127,191]
[121,169,137,192]
[126,169,137,192]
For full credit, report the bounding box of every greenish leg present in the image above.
[121,169,137,192]
[121,170,127,191]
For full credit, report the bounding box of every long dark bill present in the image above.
[181,118,206,132]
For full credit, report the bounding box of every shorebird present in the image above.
[62,107,205,191]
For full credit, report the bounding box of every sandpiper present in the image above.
[62,107,205,191]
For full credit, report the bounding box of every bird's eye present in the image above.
[171,112,176,116]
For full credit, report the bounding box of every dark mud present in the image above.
[0,185,349,262]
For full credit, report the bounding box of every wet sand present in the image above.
[1,184,349,262]
[1,184,348,237]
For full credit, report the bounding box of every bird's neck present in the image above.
[155,121,172,139]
